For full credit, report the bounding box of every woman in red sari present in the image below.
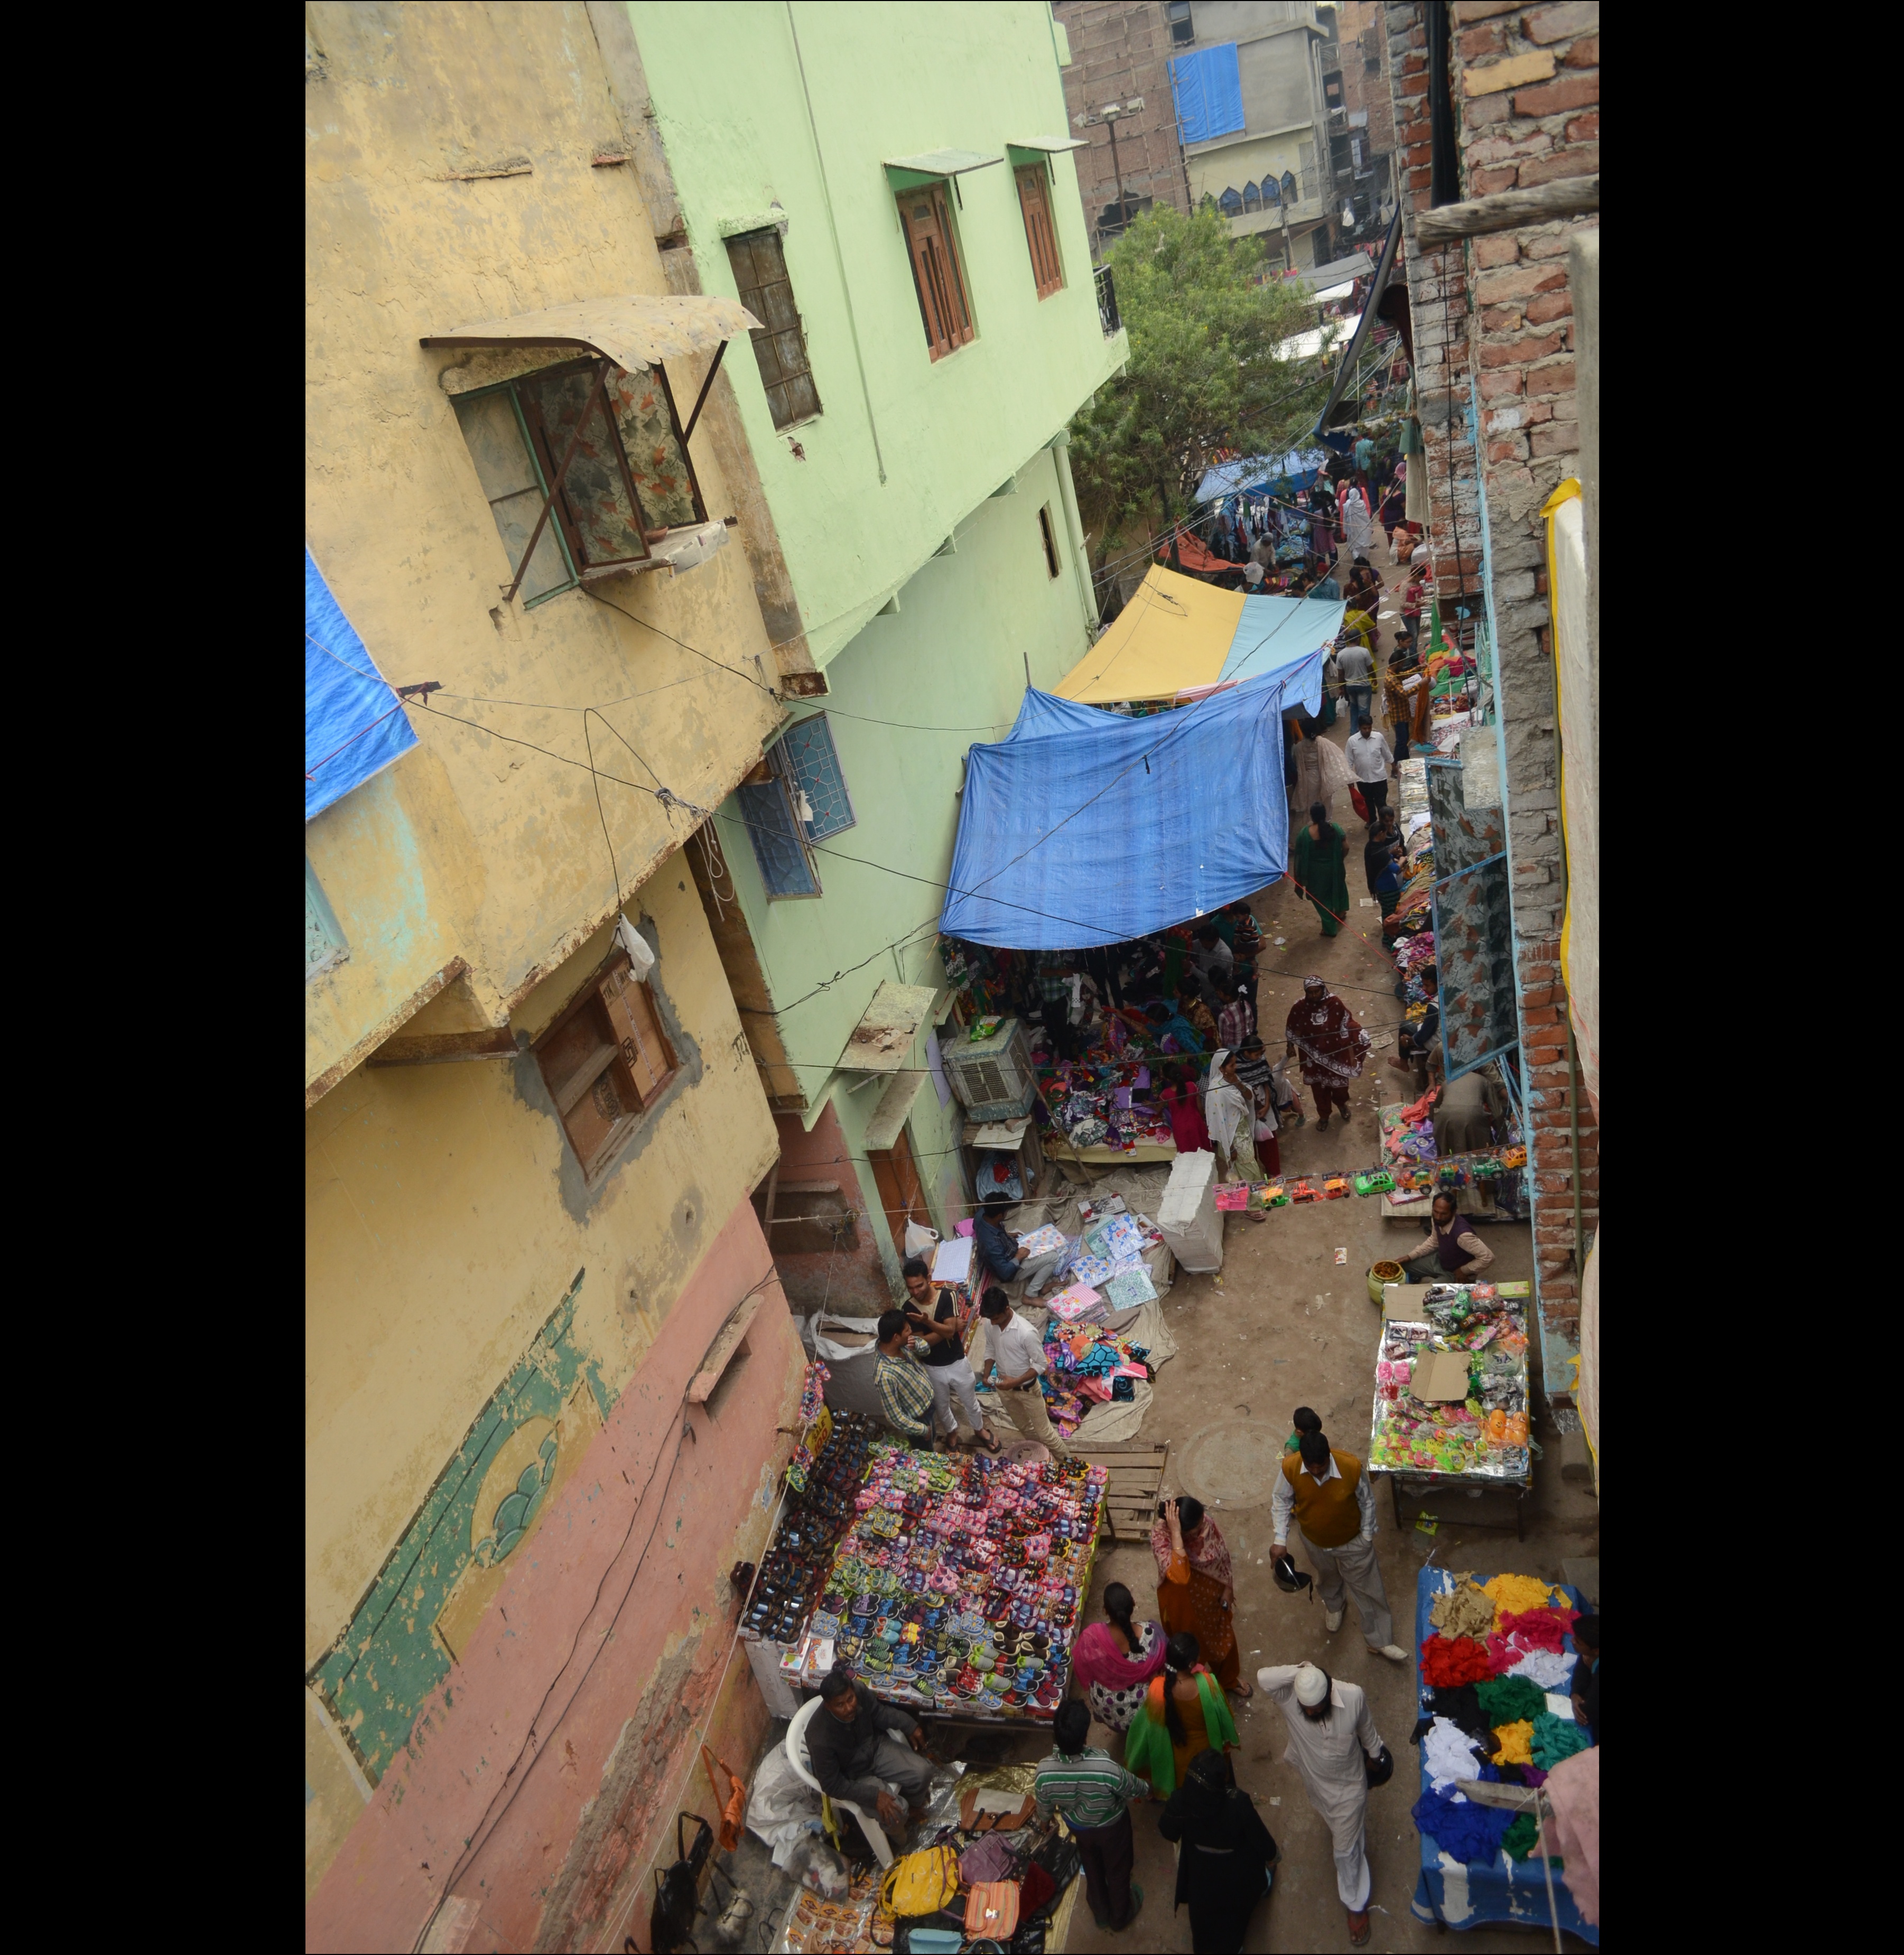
[1152,1496,1249,1698]
[1283,976,1370,1132]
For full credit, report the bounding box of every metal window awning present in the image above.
[884,148,1004,186]
[420,293,761,375]
[1007,135,1087,155]
[864,1069,928,1152]
[836,980,941,1073]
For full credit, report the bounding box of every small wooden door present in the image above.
[868,1127,927,1258]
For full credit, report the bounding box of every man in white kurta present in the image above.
[1257,1661,1385,1941]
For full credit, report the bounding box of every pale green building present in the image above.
[625,0,1126,1300]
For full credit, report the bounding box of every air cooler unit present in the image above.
[942,1016,1038,1122]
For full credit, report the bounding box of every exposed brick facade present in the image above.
[1336,2,1397,174]
[1052,3,1193,251]
[1382,0,1600,1375]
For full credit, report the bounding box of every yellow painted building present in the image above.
[304,7,815,1945]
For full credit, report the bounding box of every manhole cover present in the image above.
[1175,1420,1286,1511]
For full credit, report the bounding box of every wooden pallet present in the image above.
[1071,1441,1171,1543]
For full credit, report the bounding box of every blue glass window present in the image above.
[737,777,821,898]
[1218,187,1243,216]
[782,714,857,841]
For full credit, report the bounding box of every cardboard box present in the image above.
[1382,1283,1432,1321]
[1412,1351,1473,1402]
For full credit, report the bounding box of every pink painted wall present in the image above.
[769,1105,893,1316]
[306,1197,805,1954]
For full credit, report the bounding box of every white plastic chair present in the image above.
[786,1696,896,1868]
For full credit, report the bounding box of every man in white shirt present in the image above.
[1343,714,1394,823]
[1335,640,1377,753]
[978,1287,1072,1459]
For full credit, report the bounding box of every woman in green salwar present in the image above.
[1292,800,1350,937]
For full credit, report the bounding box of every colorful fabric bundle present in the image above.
[1501,1813,1556,1864]
[1530,1712,1591,1770]
[1474,1675,1547,1728]
[1502,1647,1576,1690]
[1427,1683,1490,1740]
[1480,1574,1556,1623]
[1410,1787,1515,1866]
[1496,1605,1577,1651]
[1422,1716,1487,1792]
[1489,1719,1534,1766]
[1420,1635,1498,1687]
[1427,1580,1496,1641]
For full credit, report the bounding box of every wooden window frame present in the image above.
[1037,505,1062,580]
[1014,163,1064,301]
[533,949,681,1183]
[726,228,822,431]
[897,184,975,362]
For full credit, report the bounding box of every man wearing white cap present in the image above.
[1255,1660,1386,1947]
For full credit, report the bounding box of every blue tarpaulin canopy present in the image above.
[1195,449,1329,504]
[939,673,1302,949]
[1167,43,1245,146]
[306,547,417,822]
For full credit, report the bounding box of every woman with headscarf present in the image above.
[1306,483,1336,567]
[1288,722,1352,824]
[1123,1631,1240,1798]
[1378,463,1406,556]
[1338,472,1376,560]
[1152,1495,1249,1697]
[1291,801,1351,938]
[1201,1050,1263,1193]
[1157,1749,1280,1954]
[1283,976,1370,1129]
[1071,1581,1168,1737]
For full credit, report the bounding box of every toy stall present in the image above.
[1408,1566,1598,1945]
[1367,1282,1535,1537]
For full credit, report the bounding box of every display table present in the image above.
[1409,1568,1599,1945]
[1367,1285,1533,1538]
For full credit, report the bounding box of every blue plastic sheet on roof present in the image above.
[940,675,1297,951]
[1195,450,1329,504]
[306,547,417,822]
[1167,43,1245,146]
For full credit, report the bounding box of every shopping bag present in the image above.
[1349,783,1369,822]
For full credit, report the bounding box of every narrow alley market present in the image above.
[305,6,1599,1952]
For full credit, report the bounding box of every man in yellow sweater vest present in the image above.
[1270,1430,1407,1662]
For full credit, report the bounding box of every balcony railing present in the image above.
[1095,264,1121,338]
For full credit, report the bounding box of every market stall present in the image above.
[1367,1283,1534,1537]
[1408,1566,1598,1945]
[740,1365,1113,1726]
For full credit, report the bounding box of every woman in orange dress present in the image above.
[1151,1496,1251,1698]
[1123,1632,1241,1796]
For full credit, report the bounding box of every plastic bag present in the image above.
[904,1219,941,1258]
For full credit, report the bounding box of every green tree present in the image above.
[1068,206,1329,576]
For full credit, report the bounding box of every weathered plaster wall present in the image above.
[304,0,785,1098]
[306,1196,803,1954]
[715,447,1085,1121]
[627,0,1127,665]
[769,1104,891,1315]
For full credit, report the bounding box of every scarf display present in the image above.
[1426,1579,1494,1641]
[1489,1719,1534,1766]
[1410,1786,1515,1866]
[1420,1634,1495,1688]
[1421,1716,1487,1793]
[1070,1619,1167,1694]
[1501,1646,1576,1690]
[1150,1514,1235,1596]
[1427,1683,1489,1740]
[1531,1712,1592,1771]
[1474,1675,1546,1728]
[1481,1574,1556,1621]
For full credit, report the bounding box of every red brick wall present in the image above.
[1383,0,1599,1362]
[1052,2,1193,248]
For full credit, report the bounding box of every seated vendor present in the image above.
[1177,976,1221,1044]
[1146,997,1206,1056]
[1569,1616,1600,1744]
[1397,1190,1495,1283]
[806,1667,935,1839]
[974,1193,1064,1297]
[1390,964,1439,1087]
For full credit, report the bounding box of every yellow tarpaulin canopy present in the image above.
[1054,565,1246,703]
